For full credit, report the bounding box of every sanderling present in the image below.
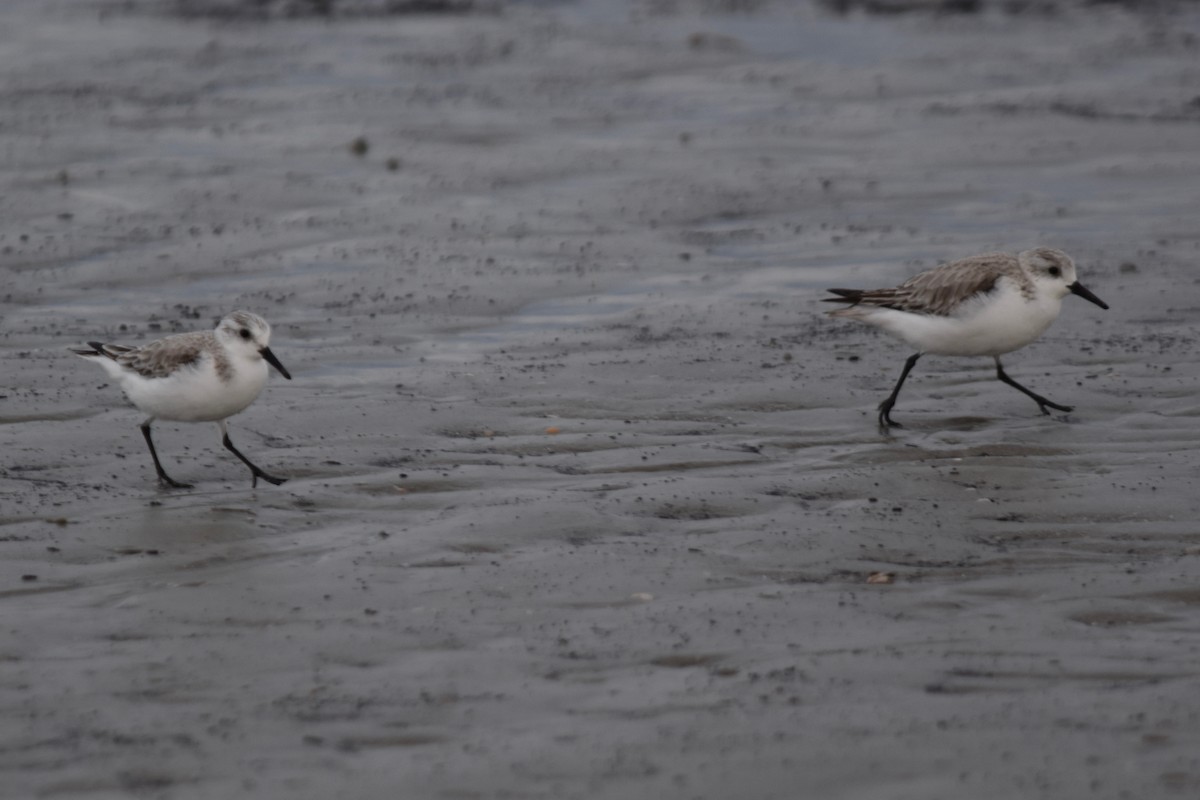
[73,311,292,488]
[825,247,1108,428]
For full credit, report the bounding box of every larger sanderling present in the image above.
[825,247,1108,428]
[73,311,292,488]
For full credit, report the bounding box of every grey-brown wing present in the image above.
[113,332,208,378]
[846,253,1022,316]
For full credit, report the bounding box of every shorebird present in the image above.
[825,247,1108,428]
[73,311,291,488]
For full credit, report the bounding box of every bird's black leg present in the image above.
[219,421,286,487]
[994,357,1072,415]
[878,353,922,429]
[140,419,192,489]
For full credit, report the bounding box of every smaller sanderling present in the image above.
[825,247,1108,428]
[74,311,292,488]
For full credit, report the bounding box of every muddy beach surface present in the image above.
[3,0,1200,797]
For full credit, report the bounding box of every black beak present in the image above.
[261,347,292,380]
[1069,281,1109,310]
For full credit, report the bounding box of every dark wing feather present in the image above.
[71,342,133,358]
[823,288,864,304]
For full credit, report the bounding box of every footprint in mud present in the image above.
[650,501,747,521]
[355,479,473,495]
[649,653,725,669]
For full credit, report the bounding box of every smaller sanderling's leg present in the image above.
[994,356,1072,415]
[140,419,192,489]
[878,353,922,429]
[218,420,287,488]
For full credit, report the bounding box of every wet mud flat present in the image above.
[3,0,1200,797]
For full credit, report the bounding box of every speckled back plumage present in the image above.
[94,332,214,379]
[826,252,1035,317]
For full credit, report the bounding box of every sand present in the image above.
[3,0,1200,797]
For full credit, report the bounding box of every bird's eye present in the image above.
[239,328,252,340]
[1048,266,1061,277]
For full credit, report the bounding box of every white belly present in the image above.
[120,356,268,422]
[864,291,1063,357]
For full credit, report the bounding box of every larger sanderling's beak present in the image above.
[1069,281,1109,310]
[261,347,292,380]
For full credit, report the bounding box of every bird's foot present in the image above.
[157,475,193,490]
[250,471,287,488]
[1037,400,1073,415]
[877,403,903,430]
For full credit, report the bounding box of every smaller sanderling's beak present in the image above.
[260,347,292,380]
[1068,281,1109,310]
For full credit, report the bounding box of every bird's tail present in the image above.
[824,288,865,318]
[71,342,133,360]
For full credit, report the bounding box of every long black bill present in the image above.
[261,347,292,380]
[1069,281,1109,310]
